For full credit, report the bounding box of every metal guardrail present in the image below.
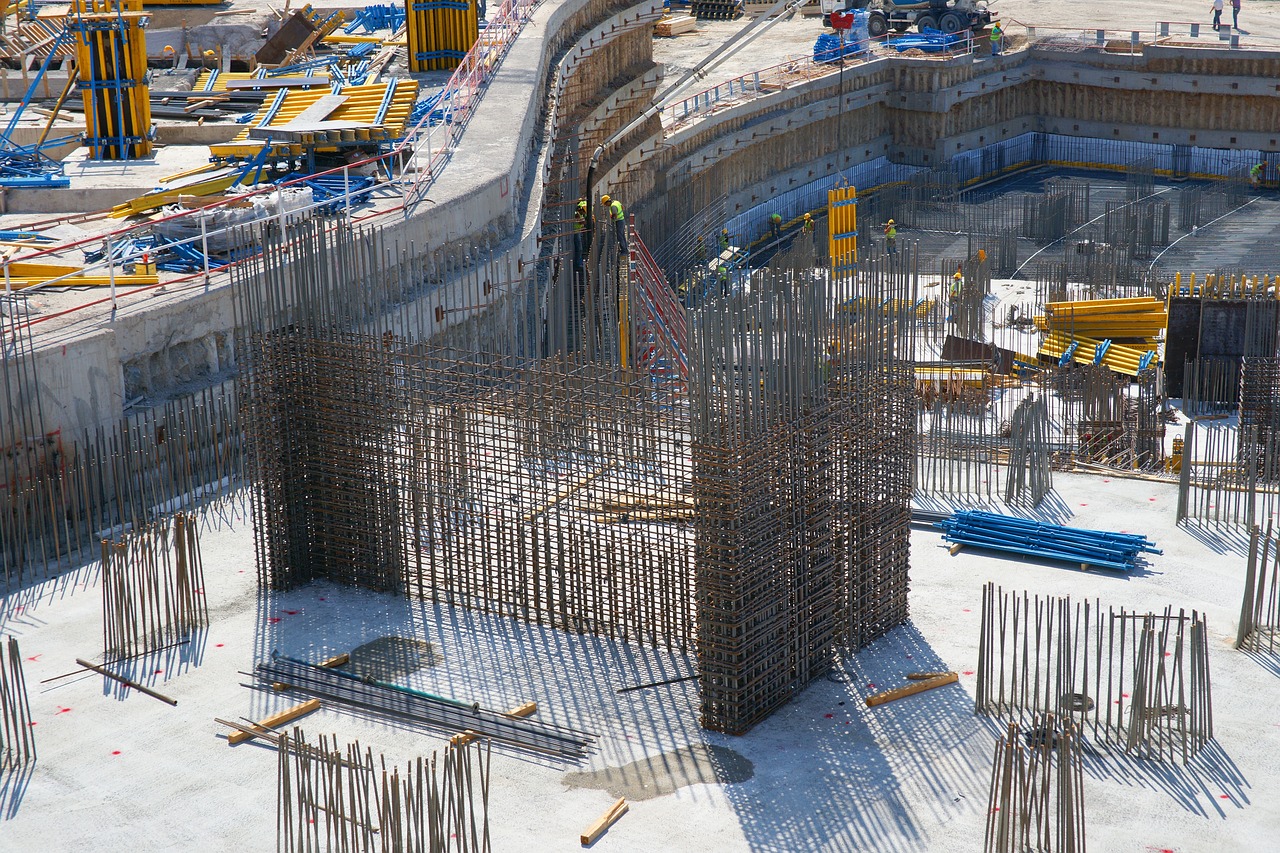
[4,0,543,332]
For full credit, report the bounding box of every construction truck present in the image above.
[822,0,995,37]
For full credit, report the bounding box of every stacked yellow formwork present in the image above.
[828,185,857,275]
[1165,271,1280,302]
[71,0,152,159]
[406,0,478,72]
[210,80,419,161]
[1035,296,1165,377]
[1035,297,1167,340]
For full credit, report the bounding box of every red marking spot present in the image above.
[991,807,1000,813]
[824,713,834,719]
[1220,794,1230,800]
[962,608,971,613]
[845,721,851,725]
[238,570,245,574]
[27,721,36,727]
[1123,693,1130,698]
[215,643,225,648]
[867,683,877,690]
[111,750,121,756]
[963,670,974,675]
[319,597,327,601]
[14,605,23,612]
[268,617,281,624]
[1165,652,1172,657]
[194,588,204,595]
[283,610,299,615]
[906,654,913,658]
[55,707,71,715]
[1149,497,1157,502]
[25,654,41,662]
[154,669,163,675]
[1103,479,1111,483]
[1080,503,1088,507]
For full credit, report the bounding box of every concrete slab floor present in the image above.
[1,470,1277,851]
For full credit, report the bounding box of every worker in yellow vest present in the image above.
[802,212,815,234]
[601,194,627,253]
[573,198,587,268]
[769,212,782,241]
[884,219,898,256]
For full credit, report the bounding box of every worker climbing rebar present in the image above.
[884,219,898,257]
[601,193,627,254]
[573,197,587,269]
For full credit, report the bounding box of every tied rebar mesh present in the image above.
[0,637,35,770]
[690,257,916,734]
[1237,523,1280,654]
[976,583,1213,764]
[101,512,208,660]
[984,717,1087,853]
[277,729,491,853]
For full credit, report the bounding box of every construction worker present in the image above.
[601,194,627,253]
[801,212,815,234]
[573,197,587,268]
[693,235,707,266]
[990,22,1003,56]
[717,264,730,296]
[884,219,898,256]
[769,211,782,242]
[1251,162,1265,188]
[718,228,730,253]
[950,267,964,299]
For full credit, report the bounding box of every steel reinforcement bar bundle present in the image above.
[256,655,594,760]
[936,510,1160,571]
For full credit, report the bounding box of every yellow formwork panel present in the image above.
[1038,330,1154,378]
[1166,271,1280,302]
[406,0,479,72]
[72,0,152,159]
[828,185,857,275]
[192,70,331,93]
[209,80,420,160]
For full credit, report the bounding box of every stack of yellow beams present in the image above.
[1035,296,1167,340]
[72,0,152,159]
[209,80,419,160]
[1039,330,1153,377]
[0,260,158,289]
[406,0,478,72]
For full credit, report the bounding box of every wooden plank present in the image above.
[227,698,322,745]
[865,672,959,707]
[580,797,628,846]
[282,93,348,126]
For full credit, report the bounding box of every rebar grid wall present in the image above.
[101,513,208,659]
[976,584,1213,764]
[1237,524,1280,654]
[277,729,491,853]
[1176,421,1280,528]
[0,637,35,769]
[984,718,1086,853]
[690,258,915,733]
[236,220,693,644]
[0,365,240,588]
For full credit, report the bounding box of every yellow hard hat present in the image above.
[204,49,216,56]
[601,194,611,204]
[163,45,175,53]
[803,212,811,219]
[887,219,895,224]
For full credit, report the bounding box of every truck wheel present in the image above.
[916,14,937,31]
[868,13,888,36]
[892,21,910,31]
[939,12,963,32]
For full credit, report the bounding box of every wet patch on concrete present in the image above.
[563,744,754,801]
[345,636,439,681]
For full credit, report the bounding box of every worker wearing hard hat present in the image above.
[801,212,815,234]
[573,197,587,269]
[883,219,898,256]
[601,194,626,253]
[718,228,730,253]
